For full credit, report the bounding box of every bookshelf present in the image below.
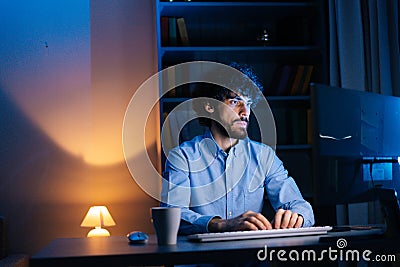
[155,0,328,199]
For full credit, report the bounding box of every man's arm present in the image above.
[265,155,315,227]
[161,147,217,235]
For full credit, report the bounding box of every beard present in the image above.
[214,117,248,140]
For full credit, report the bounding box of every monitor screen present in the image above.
[310,83,400,206]
[311,83,400,157]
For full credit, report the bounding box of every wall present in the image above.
[0,0,158,255]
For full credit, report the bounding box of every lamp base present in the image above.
[87,227,110,237]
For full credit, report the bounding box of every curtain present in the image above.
[328,0,400,226]
[329,0,400,96]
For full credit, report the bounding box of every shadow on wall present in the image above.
[0,89,158,255]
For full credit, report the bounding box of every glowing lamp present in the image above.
[81,206,116,237]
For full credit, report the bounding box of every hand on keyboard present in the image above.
[273,209,303,229]
[208,209,303,232]
[208,210,271,232]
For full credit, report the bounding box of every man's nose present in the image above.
[239,103,250,118]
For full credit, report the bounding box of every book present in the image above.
[300,65,314,95]
[289,65,305,96]
[160,16,169,46]
[176,17,190,45]
[275,65,295,96]
[168,17,177,46]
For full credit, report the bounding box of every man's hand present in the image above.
[208,209,304,232]
[208,210,272,232]
[272,209,303,229]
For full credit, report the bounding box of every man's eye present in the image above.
[230,99,238,105]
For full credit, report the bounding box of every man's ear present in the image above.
[204,102,215,114]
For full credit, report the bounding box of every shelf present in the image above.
[276,144,312,150]
[156,0,329,197]
[160,47,322,65]
[267,95,310,101]
[159,1,316,18]
[159,2,315,7]
[158,1,321,48]
[161,97,191,103]
[161,46,320,52]
[266,96,311,108]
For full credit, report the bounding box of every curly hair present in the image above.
[191,62,263,127]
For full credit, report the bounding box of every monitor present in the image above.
[311,83,400,157]
[310,83,400,206]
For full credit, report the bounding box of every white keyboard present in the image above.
[187,226,332,242]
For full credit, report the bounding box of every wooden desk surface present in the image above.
[30,231,397,267]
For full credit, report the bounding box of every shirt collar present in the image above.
[203,129,249,158]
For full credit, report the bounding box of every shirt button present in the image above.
[228,211,232,217]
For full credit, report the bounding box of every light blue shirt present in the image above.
[161,129,314,235]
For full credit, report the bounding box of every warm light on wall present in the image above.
[0,0,158,167]
[81,206,116,237]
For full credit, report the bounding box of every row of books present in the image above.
[160,16,190,46]
[265,64,314,96]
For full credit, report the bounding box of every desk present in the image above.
[30,231,398,267]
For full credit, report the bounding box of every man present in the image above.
[161,63,314,235]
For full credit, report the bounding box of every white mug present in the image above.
[151,207,181,245]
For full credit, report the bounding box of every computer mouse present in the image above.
[127,231,149,244]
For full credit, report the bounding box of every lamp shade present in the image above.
[81,206,116,228]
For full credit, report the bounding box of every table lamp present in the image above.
[80,206,116,237]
